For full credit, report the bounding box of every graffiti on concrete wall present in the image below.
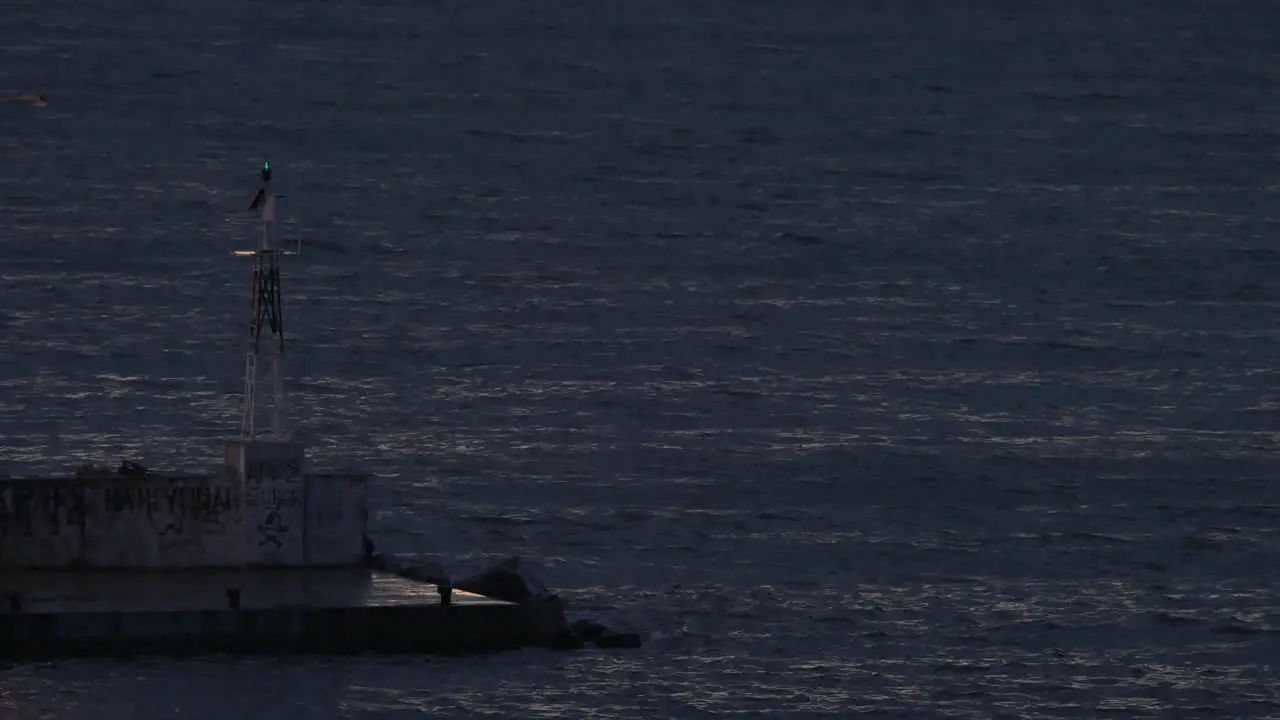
[0,484,86,539]
[74,478,237,563]
[244,458,303,554]
[101,484,233,539]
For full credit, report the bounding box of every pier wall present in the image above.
[0,473,367,569]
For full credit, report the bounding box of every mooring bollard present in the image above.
[8,593,20,612]
[226,588,241,610]
[439,581,452,607]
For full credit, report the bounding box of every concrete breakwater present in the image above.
[0,159,643,658]
[0,464,641,657]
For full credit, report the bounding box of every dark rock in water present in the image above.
[520,594,570,648]
[562,619,643,651]
[368,553,396,573]
[463,571,530,604]
[455,557,549,605]
[117,460,148,476]
[569,619,609,644]
[400,560,448,584]
[381,555,582,650]
[369,553,449,584]
[549,629,586,650]
[456,558,569,648]
[594,632,643,650]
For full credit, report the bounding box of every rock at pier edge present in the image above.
[371,552,644,651]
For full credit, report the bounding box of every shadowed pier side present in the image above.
[0,568,523,658]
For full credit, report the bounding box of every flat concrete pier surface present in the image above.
[0,568,524,659]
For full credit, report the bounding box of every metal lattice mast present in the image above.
[235,161,298,440]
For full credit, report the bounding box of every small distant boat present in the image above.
[1,92,48,107]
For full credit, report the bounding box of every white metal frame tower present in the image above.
[235,160,301,440]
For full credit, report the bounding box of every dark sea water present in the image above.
[3,0,1280,717]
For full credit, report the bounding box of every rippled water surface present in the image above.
[3,0,1280,717]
